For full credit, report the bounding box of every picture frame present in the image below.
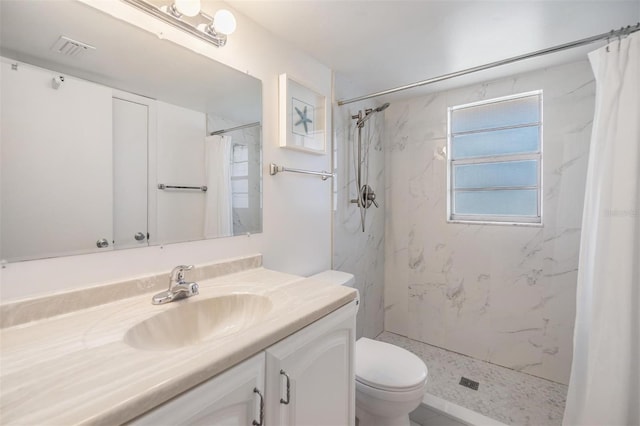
[279,73,326,154]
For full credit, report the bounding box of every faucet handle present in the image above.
[171,264,194,283]
[189,282,199,296]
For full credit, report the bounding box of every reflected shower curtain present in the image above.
[563,33,639,425]
[204,135,233,238]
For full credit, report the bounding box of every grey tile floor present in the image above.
[377,332,568,426]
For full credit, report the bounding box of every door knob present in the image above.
[134,232,146,241]
[96,238,109,248]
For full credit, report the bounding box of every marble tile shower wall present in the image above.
[333,101,385,339]
[384,60,595,384]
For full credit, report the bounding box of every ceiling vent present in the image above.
[50,36,96,58]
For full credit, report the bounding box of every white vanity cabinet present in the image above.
[129,352,266,425]
[130,301,357,426]
[265,301,356,426]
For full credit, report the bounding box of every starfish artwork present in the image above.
[294,104,313,135]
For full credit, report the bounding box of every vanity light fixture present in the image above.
[164,0,201,18]
[198,9,237,42]
[123,0,237,48]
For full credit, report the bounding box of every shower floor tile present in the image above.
[376,332,568,426]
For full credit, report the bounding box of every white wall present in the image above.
[384,60,594,384]
[0,0,333,301]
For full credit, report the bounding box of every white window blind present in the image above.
[231,143,249,209]
[447,91,542,224]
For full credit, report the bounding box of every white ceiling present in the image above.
[228,0,640,102]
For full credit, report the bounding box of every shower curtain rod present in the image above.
[337,23,640,106]
[209,121,261,136]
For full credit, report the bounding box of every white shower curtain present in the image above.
[563,33,639,426]
[204,135,233,238]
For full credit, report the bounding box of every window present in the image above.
[447,91,542,224]
[231,143,249,209]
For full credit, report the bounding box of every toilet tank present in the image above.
[310,270,355,287]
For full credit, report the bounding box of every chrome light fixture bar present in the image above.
[122,0,236,48]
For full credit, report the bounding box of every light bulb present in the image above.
[214,9,236,35]
[174,0,200,17]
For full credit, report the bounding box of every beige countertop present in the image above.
[0,266,357,425]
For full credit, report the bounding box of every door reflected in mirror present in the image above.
[0,0,262,263]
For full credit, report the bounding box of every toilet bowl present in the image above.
[310,271,428,426]
[355,338,427,426]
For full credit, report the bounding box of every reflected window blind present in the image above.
[231,143,249,208]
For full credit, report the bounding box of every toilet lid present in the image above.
[355,338,428,392]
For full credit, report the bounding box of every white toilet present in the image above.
[310,271,428,426]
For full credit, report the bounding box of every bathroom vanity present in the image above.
[0,256,358,425]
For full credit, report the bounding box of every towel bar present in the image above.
[157,184,208,192]
[269,163,333,181]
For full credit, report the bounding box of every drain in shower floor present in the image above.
[459,376,480,390]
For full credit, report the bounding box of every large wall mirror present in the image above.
[0,0,262,263]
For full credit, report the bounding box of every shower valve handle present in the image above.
[360,185,379,208]
[368,192,379,208]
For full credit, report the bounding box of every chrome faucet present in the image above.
[152,265,199,305]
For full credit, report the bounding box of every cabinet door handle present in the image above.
[252,387,264,426]
[280,369,291,405]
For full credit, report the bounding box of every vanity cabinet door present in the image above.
[129,352,265,426]
[265,301,357,426]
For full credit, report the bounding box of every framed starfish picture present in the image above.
[279,73,326,154]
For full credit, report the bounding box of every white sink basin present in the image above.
[124,293,273,350]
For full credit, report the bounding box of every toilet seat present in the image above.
[355,338,428,392]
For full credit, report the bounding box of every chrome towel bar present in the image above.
[269,163,333,181]
[158,184,208,192]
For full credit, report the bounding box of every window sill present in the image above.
[447,218,543,227]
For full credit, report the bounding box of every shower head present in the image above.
[354,102,391,127]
